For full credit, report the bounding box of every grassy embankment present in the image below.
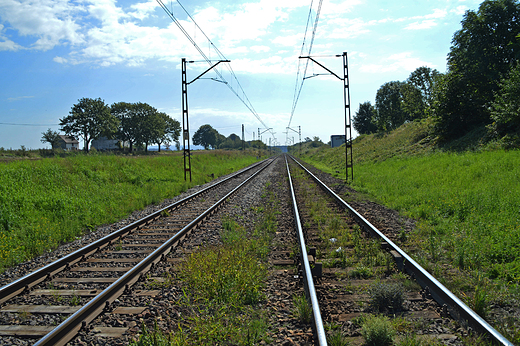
[0,150,260,273]
[297,120,520,343]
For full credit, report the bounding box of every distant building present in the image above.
[330,135,345,148]
[91,137,129,151]
[57,135,79,150]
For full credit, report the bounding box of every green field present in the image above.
[0,151,260,272]
[299,122,520,342]
[300,121,520,288]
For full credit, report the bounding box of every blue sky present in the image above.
[0,0,482,150]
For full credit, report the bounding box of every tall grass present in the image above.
[302,118,520,285]
[0,151,259,272]
[352,150,520,283]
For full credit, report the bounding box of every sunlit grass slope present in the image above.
[300,120,520,285]
[0,151,259,272]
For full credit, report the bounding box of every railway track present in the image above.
[284,154,514,345]
[0,158,273,345]
[0,154,514,345]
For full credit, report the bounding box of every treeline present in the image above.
[354,0,520,145]
[192,124,267,150]
[43,98,181,152]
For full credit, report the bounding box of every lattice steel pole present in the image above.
[181,58,192,182]
[342,52,353,182]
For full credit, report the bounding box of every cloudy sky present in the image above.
[0,0,482,150]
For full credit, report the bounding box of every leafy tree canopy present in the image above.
[60,97,118,152]
[193,124,218,150]
[354,102,377,135]
[40,128,61,149]
[490,62,520,136]
[433,0,520,138]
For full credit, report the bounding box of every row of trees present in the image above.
[354,0,520,142]
[43,98,181,152]
[192,124,267,150]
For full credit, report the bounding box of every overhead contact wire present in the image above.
[287,0,324,131]
[156,0,274,138]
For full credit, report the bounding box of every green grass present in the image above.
[0,151,260,272]
[300,119,520,343]
[131,185,279,345]
[351,150,520,283]
[301,120,520,285]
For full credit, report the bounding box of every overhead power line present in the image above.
[0,122,59,127]
[287,0,324,131]
[155,0,275,139]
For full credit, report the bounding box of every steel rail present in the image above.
[34,158,275,346]
[289,155,513,346]
[284,156,327,346]
[0,159,266,305]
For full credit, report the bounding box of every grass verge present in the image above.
[0,151,260,272]
[300,120,520,344]
[131,185,278,345]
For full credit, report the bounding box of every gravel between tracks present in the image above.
[0,157,474,345]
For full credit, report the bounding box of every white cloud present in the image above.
[53,56,68,64]
[7,95,34,101]
[272,33,303,47]
[321,0,363,17]
[129,0,158,20]
[360,52,434,74]
[451,5,469,15]
[404,19,438,30]
[0,24,22,51]
[0,0,84,51]
[250,45,270,53]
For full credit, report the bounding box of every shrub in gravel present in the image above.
[327,328,350,346]
[369,281,404,313]
[396,333,444,346]
[293,294,312,324]
[361,314,395,346]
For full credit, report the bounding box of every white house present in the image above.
[57,135,79,150]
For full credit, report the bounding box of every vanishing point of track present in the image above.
[0,155,514,345]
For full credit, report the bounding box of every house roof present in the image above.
[58,135,79,144]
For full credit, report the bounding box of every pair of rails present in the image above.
[0,155,513,345]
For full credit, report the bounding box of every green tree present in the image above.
[433,0,520,138]
[219,133,242,149]
[490,63,520,135]
[156,112,181,152]
[374,81,406,131]
[132,102,161,152]
[407,66,439,109]
[353,101,377,135]
[111,102,138,152]
[40,128,61,149]
[60,98,118,152]
[400,82,426,121]
[215,133,226,149]
[193,124,218,150]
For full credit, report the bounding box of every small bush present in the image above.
[293,294,312,324]
[396,333,444,346]
[369,282,404,313]
[361,314,395,346]
[327,328,350,346]
[349,265,373,279]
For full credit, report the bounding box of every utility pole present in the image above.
[258,127,272,151]
[181,58,230,181]
[242,124,245,151]
[299,52,353,182]
[287,125,301,156]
